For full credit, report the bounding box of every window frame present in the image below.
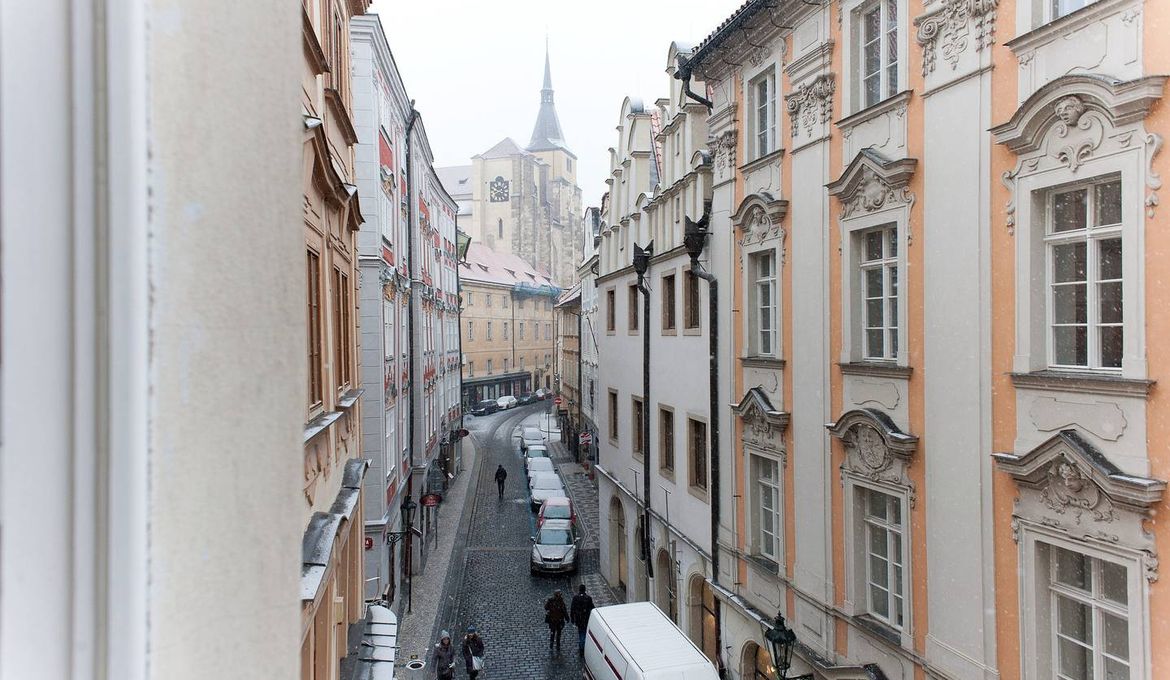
[662,272,677,332]
[860,486,906,630]
[858,225,899,362]
[749,250,778,357]
[307,249,324,411]
[606,288,616,333]
[855,0,899,111]
[628,284,640,333]
[687,416,709,493]
[608,389,619,443]
[750,69,778,159]
[749,452,783,564]
[684,270,701,331]
[631,396,645,458]
[659,406,675,475]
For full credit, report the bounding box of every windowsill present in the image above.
[658,466,675,482]
[1004,0,1133,53]
[628,328,639,336]
[836,90,913,132]
[1009,370,1153,398]
[742,356,785,369]
[852,614,903,648]
[738,148,786,174]
[745,553,780,576]
[662,327,677,336]
[839,361,912,379]
[687,485,709,502]
[304,411,343,444]
[683,326,702,336]
[337,388,365,410]
[606,329,616,336]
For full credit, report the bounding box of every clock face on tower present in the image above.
[489,176,510,202]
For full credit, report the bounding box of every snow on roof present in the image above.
[459,243,557,290]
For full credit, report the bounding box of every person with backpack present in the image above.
[570,584,595,657]
[543,590,568,651]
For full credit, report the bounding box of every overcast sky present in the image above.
[371,0,741,207]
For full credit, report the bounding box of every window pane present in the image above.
[1102,612,1129,661]
[1053,283,1088,324]
[1053,326,1088,365]
[864,75,880,108]
[1104,658,1130,680]
[1099,281,1122,324]
[864,7,881,50]
[887,226,898,256]
[864,231,883,261]
[1100,326,1123,368]
[870,584,889,618]
[1054,547,1092,591]
[866,299,884,327]
[1099,238,1122,281]
[1101,560,1128,605]
[869,554,888,587]
[1053,242,1087,283]
[1057,636,1093,680]
[868,527,888,559]
[866,268,884,297]
[1095,181,1122,226]
[1053,189,1088,232]
[866,489,887,519]
[1057,594,1092,642]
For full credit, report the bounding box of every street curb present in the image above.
[428,430,485,649]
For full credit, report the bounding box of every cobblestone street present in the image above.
[426,403,619,679]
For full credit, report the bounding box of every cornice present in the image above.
[784,40,834,83]
[835,90,912,132]
[1005,0,1138,54]
[325,88,359,146]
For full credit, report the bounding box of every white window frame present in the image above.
[1043,176,1123,372]
[748,452,783,564]
[750,69,777,159]
[842,0,906,115]
[840,213,907,366]
[861,486,905,629]
[841,475,913,647]
[1017,525,1148,680]
[858,225,899,361]
[750,250,778,357]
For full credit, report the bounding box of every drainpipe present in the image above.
[684,204,723,678]
[674,54,713,113]
[632,241,655,586]
[404,102,419,614]
[576,309,583,463]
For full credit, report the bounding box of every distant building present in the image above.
[554,283,581,446]
[578,205,603,466]
[459,243,560,406]
[436,46,582,287]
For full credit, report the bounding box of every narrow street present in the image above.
[430,402,618,679]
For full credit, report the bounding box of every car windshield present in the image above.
[477,400,494,408]
[532,477,562,490]
[528,460,552,470]
[527,449,548,458]
[544,505,571,519]
[537,528,572,544]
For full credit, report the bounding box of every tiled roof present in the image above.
[459,243,557,289]
[435,165,473,198]
[690,0,767,70]
[475,137,530,160]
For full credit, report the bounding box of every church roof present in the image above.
[527,45,569,153]
[476,137,531,160]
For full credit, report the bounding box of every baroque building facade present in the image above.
[592,1,1170,679]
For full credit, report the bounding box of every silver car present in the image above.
[519,425,545,452]
[529,471,566,510]
[530,519,579,574]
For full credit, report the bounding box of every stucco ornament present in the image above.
[733,388,790,460]
[854,425,892,472]
[711,130,737,177]
[785,74,835,140]
[1054,95,1087,126]
[1042,457,1118,524]
[914,0,999,75]
[748,46,771,68]
[828,409,919,505]
[842,167,914,219]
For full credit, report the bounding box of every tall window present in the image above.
[859,0,899,109]
[519,322,525,340]
[486,294,492,308]
[860,226,898,360]
[659,408,675,473]
[684,272,700,329]
[519,356,525,370]
[752,251,777,356]
[487,359,493,374]
[504,358,510,372]
[503,322,509,340]
[466,292,473,306]
[752,72,777,157]
[862,487,905,629]
[468,361,474,377]
[486,321,493,341]
[1046,545,1130,680]
[333,268,352,388]
[753,455,781,561]
[629,285,639,331]
[498,218,503,238]
[1047,178,1123,369]
[631,397,645,455]
[545,323,551,341]
[467,321,474,341]
[608,390,619,442]
[662,274,677,330]
[307,250,323,408]
[607,289,616,331]
[688,418,708,491]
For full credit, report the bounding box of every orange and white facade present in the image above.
[592,0,1170,678]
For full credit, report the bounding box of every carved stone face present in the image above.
[1054,96,1086,126]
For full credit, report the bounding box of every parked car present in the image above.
[529,519,578,574]
[469,399,499,416]
[519,425,545,452]
[526,457,556,484]
[535,388,548,400]
[584,602,719,680]
[528,471,566,510]
[517,392,536,405]
[496,394,518,410]
[524,444,549,461]
[537,496,575,527]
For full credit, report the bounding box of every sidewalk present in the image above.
[393,435,480,671]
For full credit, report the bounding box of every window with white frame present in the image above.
[752,70,777,158]
[751,454,781,562]
[1052,0,1098,20]
[486,359,493,374]
[862,487,905,628]
[751,251,777,356]
[1044,543,1131,680]
[857,0,899,110]
[859,225,898,360]
[1046,177,1123,370]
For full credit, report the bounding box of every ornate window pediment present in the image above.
[732,387,790,458]
[826,149,918,220]
[994,430,1165,581]
[732,192,789,248]
[827,408,918,501]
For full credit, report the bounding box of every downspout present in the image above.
[633,242,655,586]
[674,54,713,113]
[576,309,583,463]
[685,205,723,678]
[404,103,419,613]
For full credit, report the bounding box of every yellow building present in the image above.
[459,242,560,406]
[301,0,369,678]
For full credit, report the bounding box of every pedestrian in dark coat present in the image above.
[494,465,507,499]
[570,584,595,656]
[544,590,568,651]
[461,625,485,679]
[431,630,456,680]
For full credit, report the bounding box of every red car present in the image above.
[538,496,576,527]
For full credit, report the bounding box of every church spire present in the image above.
[527,40,566,152]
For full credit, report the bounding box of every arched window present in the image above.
[741,642,776,680]
[654,550,677,622]
[498,218,503,239]
[688,576,718,664]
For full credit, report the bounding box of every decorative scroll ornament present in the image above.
[748,46,771,68]
[1146,132,1163,217]
[733,388,790,459]
[827,409,919,505]
[710,130,737,175]
[1042,457,1118,524]
[914,0,999,76]
[785,74,835,140]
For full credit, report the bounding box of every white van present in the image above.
[583,602,719,680]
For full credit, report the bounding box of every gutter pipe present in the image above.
[404,102,419,613]
[632,241,655,585]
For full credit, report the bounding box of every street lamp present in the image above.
[387,497,418,545]
[763,613,813,680]
[456,229,472,262]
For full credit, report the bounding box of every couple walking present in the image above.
[430,626,485,679]
[543,585,595,656]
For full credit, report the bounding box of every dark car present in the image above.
[517,392,536,405]
[469,399,500,416]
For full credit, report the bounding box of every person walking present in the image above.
[431,630,457,680]
[461,625,485,679]
[544,590,568,651]
[494,464,507,499]
[570,584,595,657]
